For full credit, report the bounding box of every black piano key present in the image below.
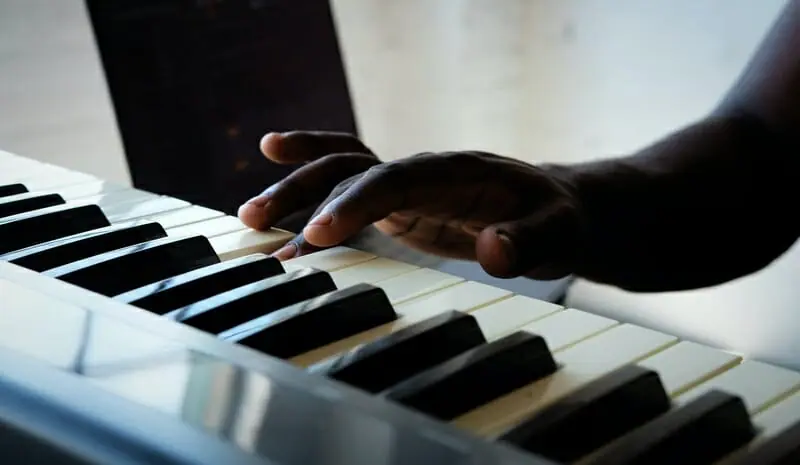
[220,283,398,359]
[0,204,110,255]
[114,253,285,314]
[0,192,65,218]
[498,364,671,462]
[0,183,28,197]
[585,390,757,465]
[380,331,558,421]
[44,235,219,296]
[725,419,800,465]
[308,310,487,393]
[165,268,337,334]
[0,221,166,272]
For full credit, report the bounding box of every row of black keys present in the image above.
[1,183,798,465]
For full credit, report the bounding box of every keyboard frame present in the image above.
[0,345,271,465]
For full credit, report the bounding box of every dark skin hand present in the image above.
[240,0,800,292]
[237,131,585,280]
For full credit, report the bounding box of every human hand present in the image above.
[238,131,587,280]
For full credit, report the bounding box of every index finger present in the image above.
[301,154,486,247]
[261,131,374,165]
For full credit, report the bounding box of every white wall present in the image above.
[0,0,129,183]
[331,0,786,165]
[1,0,786,176]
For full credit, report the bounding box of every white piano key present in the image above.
[453,323,678,436]
[470,295,563,340]
[6,164,81,180]
[104,196,190,223]
[519,308,619,352]
[375,267,464,305]
[0,149,27,165]
[636,340,741,396]
[0,162,59,183]
[330,257,418,288]
[395,280,512,318]
[166,215,249,239]
[81,188,160,212]
[52,179,128,200]
[21,170,98,191]
[208,228,294,260]
[283,246,376,272]
[290,280,513,367]
[752,389,800,438]
[145,205,226,229]
[676,359,800,414]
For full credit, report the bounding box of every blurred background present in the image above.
[3,0,800,370]
[1,0,785,182]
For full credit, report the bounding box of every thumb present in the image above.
[476,200,585,279]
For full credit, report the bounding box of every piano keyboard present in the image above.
[2,147,800,465]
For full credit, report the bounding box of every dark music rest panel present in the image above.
[84,0,359,215]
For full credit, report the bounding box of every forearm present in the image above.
[547,1,800,292]
[550,114,798,292]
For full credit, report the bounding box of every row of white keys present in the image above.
[166,215,250,240]
[382,279,751,437]
[2,154,298,257]
[284,247,613,370]
[6,157,278,258]
[454,324,678,436]
[0,158,62,183]
[2,163,99,191]
[131,200,294,258]
[100,195,191,223]
[146,205,226,229]
[456,315,800,442]
[205,227,295,260]
[674,359,800,416]
[276,244,800,451]
[55,179,128,201]
[287,248,516,366]
[289,278,513,367]
[272,247,746,441]
[282,248,641,395]
[8,165,296,259]
[0,149,27,166]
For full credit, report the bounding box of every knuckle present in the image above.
[366,162,406,182]
[276,177,303,194]
[441,151,488,168]
[331,173,363,194]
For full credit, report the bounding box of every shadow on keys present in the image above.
[274,206,574,305]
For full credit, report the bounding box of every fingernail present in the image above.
[462,223,484,236]
[308,212,333,226]
[271,243,297,260]
[495,230,516,262]
[245,195,270,207]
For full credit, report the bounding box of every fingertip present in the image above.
[476,228,517,278]
[260,132,284,160]
[301,224,335,247]
[271,242,298,261]
[237,198,271,230]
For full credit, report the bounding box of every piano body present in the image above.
[1,148,800,465]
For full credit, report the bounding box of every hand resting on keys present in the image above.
[238,115,799,294]
[237,130,585,282]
